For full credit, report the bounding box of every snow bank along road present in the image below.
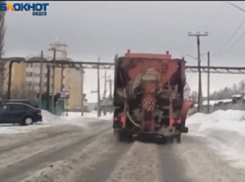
[1,112,245,182]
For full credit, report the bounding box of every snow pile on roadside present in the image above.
[42,110,112,127]
[41,110,68,124]
[187,110,245,168]
[67,111,113,120]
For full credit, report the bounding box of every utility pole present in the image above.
[103,71,107,98]
[207,51,210,114]
[108,79,112,99]
[188,32,208,112]
[242,81,245,101]
[31,60,35,100]
[51,47,56,114]
[39,50,44,108]
[46,64,50,110]
[97,57,101,117]
[0,10,5,99]
[60,64,64,92]
[81,67,84,116]
[102,71,110,98]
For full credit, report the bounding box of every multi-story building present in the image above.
[25,57,46,99]
[3,42,84,110]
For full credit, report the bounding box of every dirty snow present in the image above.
[20,131,114,182]
[106,141,160,182]
[0,131,82,169]
[187,110,245,168]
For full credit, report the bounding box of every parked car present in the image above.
[0,102,42,125]
[2,99,39,108]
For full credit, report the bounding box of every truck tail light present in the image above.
[114,117,125,122]
[120,117,125,122]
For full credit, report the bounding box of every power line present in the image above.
[212,17,245,57]
[185,2,225,57]
[215,30,245,58]
[203,2,226,30]
[226,1,245,13]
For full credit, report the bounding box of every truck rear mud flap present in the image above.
[182,127,189,133]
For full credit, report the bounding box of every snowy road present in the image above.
[0,127,244,181]
[0,110,245,182]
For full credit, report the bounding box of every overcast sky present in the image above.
[4,1,245,102]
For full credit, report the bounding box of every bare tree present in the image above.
[11,83,36,99]
[0,1,5,99]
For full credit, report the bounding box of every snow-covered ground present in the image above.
[0,110,113,134]
[1,108,245,181]
[187,110,245,169]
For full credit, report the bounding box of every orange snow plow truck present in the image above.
[113,50,193,143]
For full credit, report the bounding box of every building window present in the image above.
[35,73,40,77]
[26,72,33,77]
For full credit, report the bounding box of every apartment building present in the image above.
[43,42,84,109]
[3,42,84,110]
[25,57,47,99]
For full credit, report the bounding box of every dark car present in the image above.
[0,102,42,125]
[3,99,39,108]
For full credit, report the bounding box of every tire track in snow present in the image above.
[73,139,133,182]
[106,141,160,182]
[0,121,111,154]
[0,126,110,182]
[0,127,81,154]
[19,130,114,182]
[0,131,83,169]
[0,124,83,153]
[157,138,192,182]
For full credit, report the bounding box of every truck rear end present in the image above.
[113,50,193,143]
